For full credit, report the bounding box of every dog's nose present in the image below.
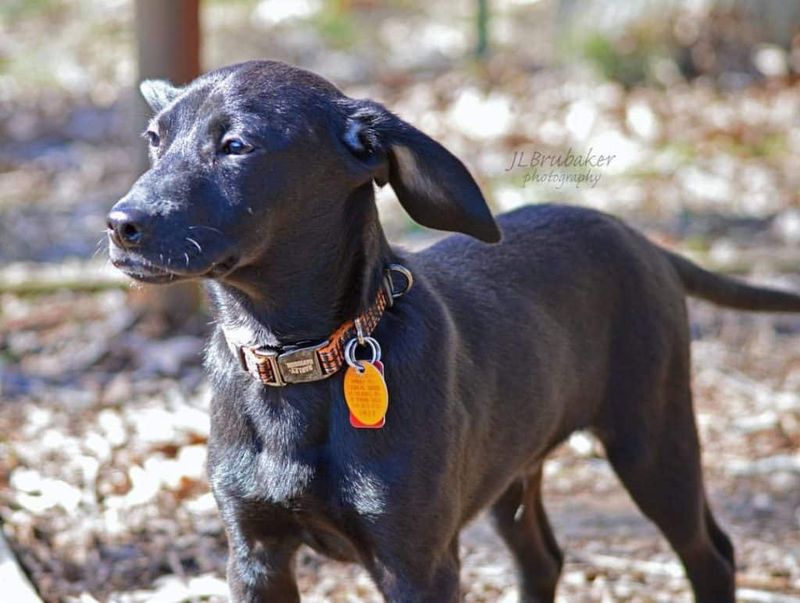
[107,208,146,249]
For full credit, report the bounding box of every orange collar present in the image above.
[228,265,411,387]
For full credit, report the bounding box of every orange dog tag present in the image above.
[344,361,388,428]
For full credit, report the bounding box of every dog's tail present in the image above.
[666,251,800,312]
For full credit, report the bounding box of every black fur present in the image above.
[108,60,800,602]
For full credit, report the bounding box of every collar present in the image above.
[224,265,412,387]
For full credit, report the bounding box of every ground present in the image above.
[2,279,800,602]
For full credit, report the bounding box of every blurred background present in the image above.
[1,0,800,601]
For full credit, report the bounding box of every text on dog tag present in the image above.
[344,361,388,427]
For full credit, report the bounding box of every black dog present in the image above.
[107,60,800,602]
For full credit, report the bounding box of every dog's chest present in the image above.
[211,439,388,559]
[218,443,387,510]
[209,385,391,544]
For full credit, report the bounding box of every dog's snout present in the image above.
[107,208,146,249]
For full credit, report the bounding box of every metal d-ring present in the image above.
[344,336,382,373]
[386,264,413,299]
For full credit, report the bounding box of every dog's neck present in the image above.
[206,185,393,348]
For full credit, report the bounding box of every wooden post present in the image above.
[131,0,204,330]
[135,0,201,87]
[134,0,201,172]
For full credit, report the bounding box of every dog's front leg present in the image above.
[223,520,301,603]
[369,539,461,603]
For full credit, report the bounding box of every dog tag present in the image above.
[344,360,388,429]
[349,361,386,428]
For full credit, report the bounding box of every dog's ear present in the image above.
[340,100,501,243]
[139,79,182,113]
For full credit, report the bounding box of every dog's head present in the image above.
[107,60,499,284]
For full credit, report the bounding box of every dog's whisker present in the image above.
[188,225,223,235]
[184,252,190,267]
[92,236,107,259]
[185,236,203,253]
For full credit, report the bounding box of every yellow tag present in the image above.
[343,362,388,426]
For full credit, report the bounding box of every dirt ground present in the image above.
[1,281,800,603]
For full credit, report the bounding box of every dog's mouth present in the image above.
[110,255,182,284]
[110,249,240,284]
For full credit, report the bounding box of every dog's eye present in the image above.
[145,130,160,147]
[222,139,253,155]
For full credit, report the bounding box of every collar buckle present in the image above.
[242,341,329,387]
[277,341,329,384]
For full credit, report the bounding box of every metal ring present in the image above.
[387,264,413,299]
[354,317,366,345]
[344,336,381,372]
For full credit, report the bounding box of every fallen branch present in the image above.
[0,531,42,603]
[737,588,800,603]
[0,260,128,295]
[682,246,800,277]
[572,552,683,578]
[727,454,800,477]
[572,553,800,601]
[3,246,800,297]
